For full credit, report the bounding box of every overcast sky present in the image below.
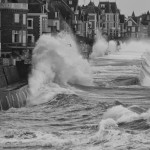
[79,0,150,16]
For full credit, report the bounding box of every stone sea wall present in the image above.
[0,86,29,111]
[0,65,28,111]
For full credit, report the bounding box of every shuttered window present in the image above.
[23,14,26,25]
[12,30,21,43]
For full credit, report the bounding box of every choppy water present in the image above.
[1,34,150,150]
[1,52,150,150]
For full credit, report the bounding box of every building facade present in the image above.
[27,0,50,48]
[98,2,120,39]
[0,2,28,55]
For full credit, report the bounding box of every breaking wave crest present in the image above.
[101,105,150,130]
[28,32,93,105]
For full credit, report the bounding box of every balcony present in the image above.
[0,3,28,10]
[4,43,35,49]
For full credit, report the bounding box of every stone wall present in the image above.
[0,65,28,111]
[0,85,28,111]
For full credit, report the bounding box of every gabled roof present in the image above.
[98,2,119,13]
[126,17,138,25]
[82,1,99,15]
[86,1,96,14]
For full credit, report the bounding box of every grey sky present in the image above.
[79,0,150,16]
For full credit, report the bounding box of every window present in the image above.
[106,14,109,21]
[23,14,26,25]
[27,34,34,44]
[114,23,116,28]
[132,27,135,32]
[69,0,72,5]
[110,23,113,28]
[128,21,132,26]
[42,17,48,32]
[128,27,130,31]
[116,14,118,22]
[55,12,59,18]
[14,14,19,23]
[27,18,33,29]
[88,22,92,28]
[75,15,77,21]
[110,14,113,21]
[12,30,21,43]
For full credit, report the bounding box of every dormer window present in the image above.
[55,12,59,18]
[128,20,132,26]
[69,0,72,5]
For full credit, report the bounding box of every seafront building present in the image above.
[98,1,120,39]
[0,1,28,58]
[0,0,150,59]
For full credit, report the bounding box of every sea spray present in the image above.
[90,37,108,58]
[108,40,117,53]
[118,40,150,60]
[118,39,150,86]
[103,105,139,123]
[28,32,93,105]
[90,31,117,58]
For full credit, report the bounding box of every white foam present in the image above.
[28,32,93,105]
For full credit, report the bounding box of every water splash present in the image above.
[90,30,117,58]
[28,32,93,105]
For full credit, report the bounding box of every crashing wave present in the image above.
[140,51,150,86]
[28,32,93,105]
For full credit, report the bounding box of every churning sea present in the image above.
[0,35,150,150]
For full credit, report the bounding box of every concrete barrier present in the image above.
[0,85,28,111]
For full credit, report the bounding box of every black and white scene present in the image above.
[1,0,150,149]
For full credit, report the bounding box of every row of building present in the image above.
[0,0,150,59]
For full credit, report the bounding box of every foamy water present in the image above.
[28,32,93,105]
[1,34,150,150]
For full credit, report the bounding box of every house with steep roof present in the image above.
[125,15,139,38]
[82,1,98,39]
[98,1,120,39]
[125,11,150,39]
